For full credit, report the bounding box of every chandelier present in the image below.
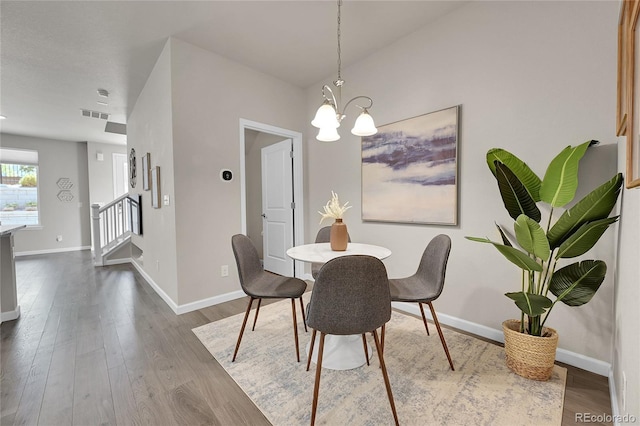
[311,0,377,142]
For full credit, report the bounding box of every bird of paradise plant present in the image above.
[466,140,623,336]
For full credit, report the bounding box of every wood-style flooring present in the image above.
[1,251,612,425]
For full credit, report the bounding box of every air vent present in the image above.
[80,109,109,121]
[105,121,126,135]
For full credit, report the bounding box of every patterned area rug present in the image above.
[193,295,566,425]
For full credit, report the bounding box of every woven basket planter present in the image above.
[502,319,559,381]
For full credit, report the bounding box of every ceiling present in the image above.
[0,1,467,145]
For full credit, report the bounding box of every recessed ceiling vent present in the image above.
[81,109,109,120]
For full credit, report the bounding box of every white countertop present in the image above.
[286,242,391,263]
[0,225,26,236]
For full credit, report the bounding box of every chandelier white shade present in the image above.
[311,0,377,141]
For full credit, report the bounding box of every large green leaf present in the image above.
[539,140,593,207]
[549,260,607,306]
[505,292,553,316]
[495,162,542,222]
[556,217,619,259]
[514,214,550,261]
[466,236,542,271]
[495,223,512,247]
[547,173,624,249]
[487,148,541,201]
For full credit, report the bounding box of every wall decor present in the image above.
[56,177,73,189]
[57,190,74,202]
[618,0,630,137]
[361,105,459,225]
[129,148,137,188]
[142,153,150,190]
[626,0,640,188]
[151,166,161,208]
[129,194,142,235]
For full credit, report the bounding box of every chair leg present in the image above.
[380,324,386,355]
[291,299,300,362]
[372,329,399,426]
[232,297,255,362]
[362,334,370,366]
[310,332,326,426]
[299,297,308,332]
[428,302,455,371]
[418,302,430,336]
[251,298,262,331]
[306,329,317,371]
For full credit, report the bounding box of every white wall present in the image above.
[614,142,640,417]
[1,133,91,253]
[305,1,620,363]
[86,141,127,206]
[127,40,179,302]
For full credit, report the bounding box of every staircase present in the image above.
[91,194,132,266]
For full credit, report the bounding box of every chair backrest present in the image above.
[314,226,351,243]
[231,234,263,294]
[414,234,452,299]
[307,255,391,335]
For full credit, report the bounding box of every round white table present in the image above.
[286,242,391,370]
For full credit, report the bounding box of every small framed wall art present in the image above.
[151,166,161,208]
[142,153,151,191]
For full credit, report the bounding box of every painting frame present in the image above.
[129,194,142,235]
[626,0,640,188]
[142,152,151,191]
[361,105,460,225]
[618,0,631,137]
[151,166,161,208]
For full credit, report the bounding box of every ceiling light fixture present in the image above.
[0,115,6,120]
[97,89,109,98]
[311,0,377,142]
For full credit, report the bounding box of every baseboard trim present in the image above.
[392,301,611,376]
[609,371,621,425]
[16,246,91,256]
[129,258,179,314]
[0,305,21,324]
[175,290,246,315]
[127,258,246,316]
[103,258,131,266]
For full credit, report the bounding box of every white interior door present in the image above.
[261,139,294,276]
[112,153,127,198]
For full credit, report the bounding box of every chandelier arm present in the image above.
[321,85,339,109]
[341,96,373,115]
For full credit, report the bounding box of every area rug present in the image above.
[192,295,566,425]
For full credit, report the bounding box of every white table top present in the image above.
[0,225,26,236]
[286,242,391,263]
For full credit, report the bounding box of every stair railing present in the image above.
[91,193,132,266]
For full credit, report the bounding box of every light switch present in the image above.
[163,195,170,206]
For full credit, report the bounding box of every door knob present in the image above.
[261,214,266,218]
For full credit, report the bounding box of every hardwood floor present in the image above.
[1,251,612,425]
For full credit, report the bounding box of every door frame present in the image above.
[239,118,305,278]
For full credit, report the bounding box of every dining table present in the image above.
[286,242,391,370]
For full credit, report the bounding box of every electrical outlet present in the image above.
[623,371,627,411]
[56,235,62,242]
[221,265,229,277]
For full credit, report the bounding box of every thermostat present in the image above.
[220,169,233,182]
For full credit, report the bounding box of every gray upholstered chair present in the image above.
[231,234,307,362]
[306,255,398,426]
[311,226,351,279]
[383,234,454,371]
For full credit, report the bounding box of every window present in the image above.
[0,148,39,226]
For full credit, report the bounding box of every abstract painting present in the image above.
[362,105,459,225]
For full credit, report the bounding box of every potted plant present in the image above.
[318,191,352,251]
[466,140,623,380]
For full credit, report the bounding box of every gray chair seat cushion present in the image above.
[247,274,306,299]
[389,277,437,303]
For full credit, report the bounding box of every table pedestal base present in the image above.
[306,334,372,370]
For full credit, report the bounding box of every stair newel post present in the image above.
[91,203,103,266]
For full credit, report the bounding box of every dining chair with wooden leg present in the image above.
[382,234,454,371]
[306,255,399,426]
[231,234,307,362]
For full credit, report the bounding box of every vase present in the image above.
[502,319,559,381]
[330,219,348,251]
